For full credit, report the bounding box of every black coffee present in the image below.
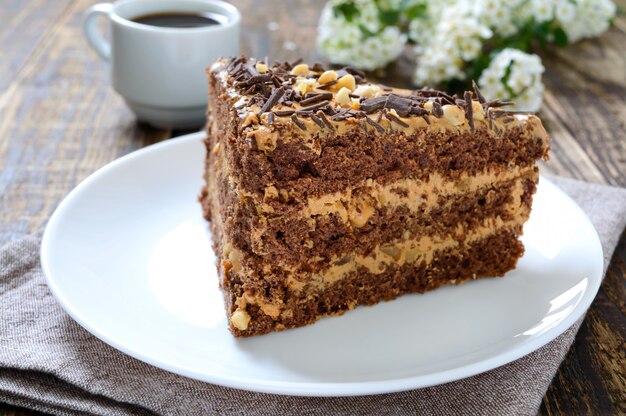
[132,12,223,28]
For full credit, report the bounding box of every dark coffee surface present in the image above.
[132,12,221,28]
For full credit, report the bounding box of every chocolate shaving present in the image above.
[267,112,275,125]
[317,80,338,89]
[472,80,486,104]
[235,73,273,88]
[464,91,474,131]
[359,96,389,113]
[316,111,334,130]
[431,101,444,117]
[386,95,414,116]
[243,85,257,96]
[493,110,509,118]
[365,116,385,133]
[409,105,428,116]
[296,100,330,114]
[270,74,282,87]
[309,113,325,129]
[259,86,285,114]
[342,66,366,80]
[416,88,456,105]
[384,111,409,128]
[273,109,295,116]
[259,83,270,97]
[291,113,306,130]
[310,62,325,72]
[484,100,514,109]
[330,109,355,121]
[422,114,431,125]
[299,92,333,106]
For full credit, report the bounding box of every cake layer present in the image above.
[207,60,550,198]
[223,212,525,293]
[208,163,537,267]
[225,228,524,336]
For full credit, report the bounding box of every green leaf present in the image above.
[358,24,376,38]
[332,2,359,22]
[532,21,550,48]
[553,27,569,47]
[378,9,401,26]
[404,3,427,20]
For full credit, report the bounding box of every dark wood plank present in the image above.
[0,0,73,91]
[540,234,626,415]
[538,2,626,187]
[537,1,626,412]
[0,0,174,244]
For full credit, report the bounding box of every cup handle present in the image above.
[83,3,113,61]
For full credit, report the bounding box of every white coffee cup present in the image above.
[84,0,240,128]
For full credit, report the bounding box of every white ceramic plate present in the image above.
[41,131,603,396]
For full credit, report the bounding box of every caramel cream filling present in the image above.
[300,167,535,228]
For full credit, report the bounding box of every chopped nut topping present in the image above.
[334,74,356,92]
[294,78,316,95]
[290,63,309,76]
[318,70,338,85]
[231,309,251,330]
[335,87,352,108]
[353,85,375,98]
[442,105,465,126]
[255,62,268,73]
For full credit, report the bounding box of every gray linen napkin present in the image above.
[1,175,625,416]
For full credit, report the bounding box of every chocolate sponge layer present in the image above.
[223,229,524,337]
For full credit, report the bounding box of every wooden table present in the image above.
[1,0,624,414]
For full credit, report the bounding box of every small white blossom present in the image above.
[478,48,545,112]
[557,0,616,43]
[531,0,556,22]
[317,1,407,71]
[413,6,492,85]
[472,0,523,37]
[555,0,576,24]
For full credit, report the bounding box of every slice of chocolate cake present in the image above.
[200,56,550,337]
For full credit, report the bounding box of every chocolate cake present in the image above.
[200,56,550,337]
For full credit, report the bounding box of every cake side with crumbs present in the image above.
[199,56,550,337]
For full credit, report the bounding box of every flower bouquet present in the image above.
[317,0,617,111]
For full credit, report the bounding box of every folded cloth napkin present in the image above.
[1,175,625,416]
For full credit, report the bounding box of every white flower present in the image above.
[556,0,616,43]
[531,0,556,22]
[317,1,407,70]
[478,48,545,112]
[413,6,492,85]
[472,0,523,37]
[555,0,576,24]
